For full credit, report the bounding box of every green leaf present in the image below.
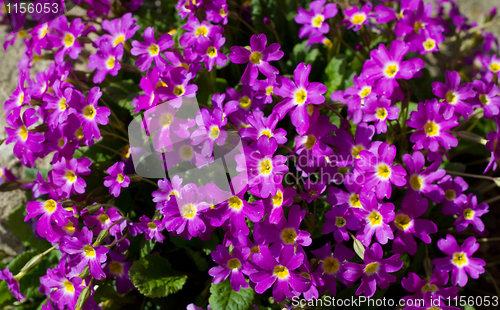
[140,238,156,258]
[352,235,365,260]
[129,255,187,298]
[443,162,466,173]
[209,279,255,310]
[323,55,346,98]
[0,281,14,306]
[184,248,208,272]
[24,168,49,180]
[6,205,51,252]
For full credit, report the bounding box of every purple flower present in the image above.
[361,40,425,97]
[236,137,289,198]
[205,0,228,25]
[25,199,72,242]
[329,123,376,167]
[407,99,459,152]
[274,63,327,135]
[294,114,336,159]
[353,193,395,246]
[252,77,276,104]
[52,157,92,196]
[344,3,373,31]
[136,215,166,243]
[211,93,239,126]
[403,151,446,202]
[228,34,284,86]
[363,96,400,134]
[453,193,489,233]
[60,227,109,280]
[133,67,164,112]
[0,268,25,301]
[4,71,30,114]
[470,80,500,118]
[48,15,84,64]
[98,12,140,47]
[42,80,74,128]
[432,235,485,287]
[0,167,16,185]
[391,193,437,255]
[40,263,83,309]
[191,108,227,157]
[402,271,459,301]
[195,33,227,71]
[354,142,407,200]
[88,40,124,84]
[409,28,444,55]
[131,27,173,71]
[5,109,45,167]
[294,0,338,39]
[239,111,287,144]
[485,127,500,173]
[404,291,460,310]
[438,175,468,215]
[70,87,111,141]
[343,242,403,298]
[179,16,222,47]
[209,245,250,291]
[431,70,475,119]
[83,206,122,237]
[323,204,360,243]
[300,179,326,203]
[311,242,355,296]
[249,245,311,302]
[158,67,198,108]
[263,186,296,225]
[104,251,135,294]
[152,176,184,210]
[226,84,264,113]
[104,162,130,198]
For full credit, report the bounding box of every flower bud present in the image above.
[78,266,90,279]
[75,285,92,310]
[93,228,110,247]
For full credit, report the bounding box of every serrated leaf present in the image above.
[129,255,187,298]
[140,238,156,258]
[209,279,254,310]
[323,55,346,98]
[6,205,52,252]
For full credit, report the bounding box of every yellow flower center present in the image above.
[410,174,422,190]
[227,258,241,269]
[209,126,220,139]
[427,307,441,310]
[207,46,217,57]
[19,93,24,104]
[281,228,297,244]
[295,89,307,104]
[378,164,391,179]
[250,52,262,64]
[385,64,398,77]
[40,27,48,39]
[424,121,439,136]
[107,56,116,69]
[350,194,362,207]
[336,217,346,227]
[182,203,197,218]
[109,261,123,275]
[66,170,77,182]
[149,44,159,55]
[260,130,272,138]
[59,98,67,110]
[156,81,168,89]
[220,8,227,17]
[452,253,467,266]
[266,86,274,96]
[173,85,185,97]
[352,14,365,24]
[414,21,424,34]
[445,189,456,200]
[260,159,272,174]
[228,196,243,210]
[421,283,437,293]
[490,63,500,72]
[160,113,174,127]
[45,200,57,213]
[148,222,157,229]
[58,137,65,148]
[180,62,189,70]
[63,220,75,233]
[368,211,382,226]
[64,280,75,293]
[273,190,283,206]
[352,145,364,158]
[312,15,324,27]
[114,35,125,46]
[307,104,314,115]
[463,208,474,219]
[423,39,435,50]
[240,96,251,108]
[300,272,311,280]
[446,91,456,104]
[323,257,339,274]
[98,214,109,223]
[323,38,333,48]
[479,94,489,105]
[84,245,96,257]
[195,26,208,37]
[75,127,84,140]
[64,33,75,47]
[360,87,371,98]
[180,145,194,160]
[116,173,125,183]
[305,135,316,150]
[19,126,28,140]
[84,105,96,119]
[273,265,289,279]
[364,262,379,275]
[395,214,412,231]
[376,108,387,119]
